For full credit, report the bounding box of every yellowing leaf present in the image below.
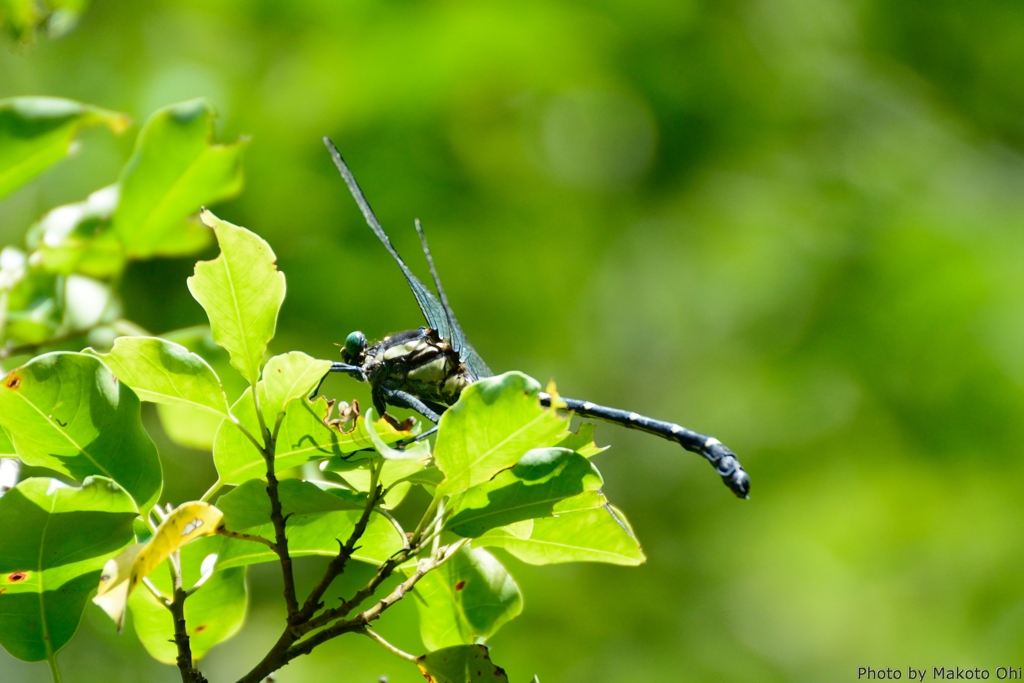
[93,501,224,630]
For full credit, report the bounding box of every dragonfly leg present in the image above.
[309,362,365,399]
[539,392,750,499]
[381,387,444,423]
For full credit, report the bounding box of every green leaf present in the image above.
[0,97,128,200]
[395,464,445,488]
[155,326,247,451]
[87,336,230,418]
[555,423,608,458]
[0,352,163,511]
[413,546,522,651]
[214,388,413,485]
[0,476,137,662]
[127,536,247,664]
[445,448,604,538]
[0,249,60,344]
[112,100,247,259]
[218,479,364,531]
[364,406,431,461]
[336,454,426,510]
[214,480,403,570]
[416,644,509,683]
[0,0,89,41]
[0,427,14,456]
[261,351,332,420]
[434,372,567,497]
[187,210,285,385]
[474,505,645,566]
[27,185,125,278]
[213,390,332,485]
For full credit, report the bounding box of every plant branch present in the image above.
[285,544,460,661]
[218,527,278,550]
[410,493,442,546]
[262,428,299,619]
[294,457,384,624]
[233,535,461,683]
[168,550,206,683]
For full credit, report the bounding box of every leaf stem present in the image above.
[47,654,63,683]
[142,576,171,606]
[251,382,272,449]
[200,479,223,503]
[362,628,418,663]
[411,493,442,546]
[229,413,265,454]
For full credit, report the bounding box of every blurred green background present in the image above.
[4,0,1024,681]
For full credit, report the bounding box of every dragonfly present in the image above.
[321,138,750,499]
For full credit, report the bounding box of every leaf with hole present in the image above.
[92,501,224,630]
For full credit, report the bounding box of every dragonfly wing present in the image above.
[413,219,493,379]
[324,138,453,339]
[460,339,493,380]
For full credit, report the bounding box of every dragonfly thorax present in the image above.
[362,327,473,408]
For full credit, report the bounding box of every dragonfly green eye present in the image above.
[343,331,367,361]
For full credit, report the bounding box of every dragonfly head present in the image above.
[342,331,368,364]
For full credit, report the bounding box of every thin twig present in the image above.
[376,506,407,548]
[218,527,278,550]
[362,628,418,663]
[142,577,171,607]
[294,457,384,625]
[286,544,460,660]
[229,414,266,454]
